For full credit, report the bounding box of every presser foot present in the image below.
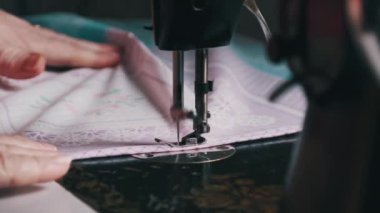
[135,132,235,164]
[179,131,206,146]
[154,131,206,148]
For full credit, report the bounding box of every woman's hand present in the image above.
[0,10,120,79]
[0,135,71,188]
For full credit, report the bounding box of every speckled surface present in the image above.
[59,135,295,213]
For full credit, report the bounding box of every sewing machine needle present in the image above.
[173,51,184,146]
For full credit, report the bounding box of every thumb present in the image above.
[0,47,45,79]
[0,153,72,188]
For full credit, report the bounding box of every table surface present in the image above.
[26,14,299,213]
[60,135,296,213]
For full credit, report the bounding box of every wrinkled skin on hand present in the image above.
[0,135,71,188]
[0,10,120,79]
[0,10,121,188]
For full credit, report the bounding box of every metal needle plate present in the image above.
[132,145,236,164]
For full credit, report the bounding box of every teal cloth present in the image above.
[25,13,154,46]
[26,13,109,43]
[26,13,291,79]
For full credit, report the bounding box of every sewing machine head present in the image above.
[151,0,244,145]
[152,0,244,50]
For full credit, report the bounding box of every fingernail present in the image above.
[101,44,120,52]
[41,143,58,151]
[53,155,72,165]
[108,51,120,59]
[18,53,45,77]
[110,52,121,63]
[22,53,41,70]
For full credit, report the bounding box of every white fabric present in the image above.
[0,30,306,159]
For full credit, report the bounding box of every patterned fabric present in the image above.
[0,29,305,159]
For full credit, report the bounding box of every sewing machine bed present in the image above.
[62,136,295,212]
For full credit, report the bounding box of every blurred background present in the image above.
[0,0,280,41]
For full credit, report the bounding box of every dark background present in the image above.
[0,0,280,41]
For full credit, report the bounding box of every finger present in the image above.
[0,11,31,27]
[31,28,120,68]
[37,27,119,53]
[0,135,57,151]
[0,144,59,157]
[57,35,119,54]
[0,153,71,188]
[44,46,120,68]
[73,41,120,54]
[0,47,45,79]
[32,37,120,68]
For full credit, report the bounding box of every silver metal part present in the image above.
[172,51,185,113]
[194,49,210,134]
[170,49,212,146]
[172,51,185,143]
[184,137,199,146]
[177,49,211,146]
[132,145,236,164]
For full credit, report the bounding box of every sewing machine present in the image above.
[152,0,245,146]
[151,0,379,212]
